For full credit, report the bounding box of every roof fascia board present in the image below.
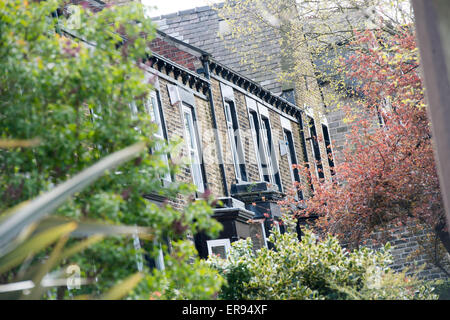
[211,73,299,123]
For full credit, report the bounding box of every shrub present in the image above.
[208,219,437,300]
[430,279,450,300]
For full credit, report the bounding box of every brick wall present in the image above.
[157,76,225,199]
[322,84,381,164]
[149,38,201,72]
[366,224,450,280]
[153,5,284,94]
[210,77,312,197]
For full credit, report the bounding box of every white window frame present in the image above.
[247,98,264,181]
[259,115,276,185]
[260,221,268,248]
[224,99,242,181]
[221,84,247,182]
[258,104,282,192]
[321,123,335,175]
[281,116,302,199]
[284,131,296,183]
[154,240,165,271]
[307,115,323,179]
[224,99,248,182]
[207,239,231,259]
[273,220,281,233]
[145,91,171,182]
[182,103,205,193]
[246,97,283,191]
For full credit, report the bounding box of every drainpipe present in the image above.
[200,54,230,197]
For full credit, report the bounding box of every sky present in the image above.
[141,0,220,17]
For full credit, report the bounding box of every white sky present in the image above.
[142,0,220,17]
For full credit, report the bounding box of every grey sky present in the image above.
[141,0,219,17]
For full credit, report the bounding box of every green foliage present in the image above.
[430,279,450,300]
[0,0,222,299]
[208,217,437,300]
[131,240,225,300]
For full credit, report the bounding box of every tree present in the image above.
[214,0,416,179]
[0,0,223,299]
[216,0,414,110]
[216,0,449,275]
[295,26,450,275]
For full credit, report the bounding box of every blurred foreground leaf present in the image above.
[0,142,146,256]
[0,222,77,275]
[100,272,144,300]
[0,139,41,148]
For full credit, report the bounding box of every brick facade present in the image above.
[67,1,449,279]
[138,30,317,256]
[149,37,201,72]
[149,4,450,279]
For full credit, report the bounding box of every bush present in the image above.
[0,0,223,299]
[208,220,437,300]
[430,279,450,300]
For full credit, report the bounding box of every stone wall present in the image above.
[365,224,450,281]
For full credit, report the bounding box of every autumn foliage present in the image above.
[292,27,450,255]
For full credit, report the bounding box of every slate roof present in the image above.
[151,4,284,95]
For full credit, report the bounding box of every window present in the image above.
[249,220,269,249]
[249,109,264,181]
[221,84,247,182]
[182,103,205,193]
[224,99,247,182]
[168,84,206,193]
[130,91,171,183]
[281,89,295,104]
[250,110,274,184]
[153,240,165,271]
[260,115,282,192]
[246,97,282,192]
[145,91,171,182]
[218,19,231,36]
[207,239,231,259]
[283,128,303,200]
[307,116,325,180]
[129,101,138,119]
[132,231,144,272]
[321,124,335,176]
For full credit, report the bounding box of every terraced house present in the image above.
[150,1,450,279]
[62,0,450,280]
[145,29,332,258]
[62,0,334,259]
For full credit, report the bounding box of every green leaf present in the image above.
[0,222,77,275]
[0,138,41,148]
[100,272,144,300]
[33,217,154,240]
